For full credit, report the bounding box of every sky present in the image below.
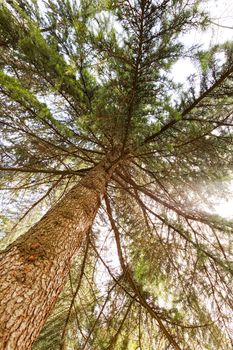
[204,0,233,219]
[172,0,233,82]
[172,0,233,219]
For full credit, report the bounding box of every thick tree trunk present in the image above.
[0,160,116,349]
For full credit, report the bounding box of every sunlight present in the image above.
[215,201,233,218]
[214,194,233,219]
[210,182,233,219]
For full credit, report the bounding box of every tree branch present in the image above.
[143,64,233,145]
[0,166,91,176]
[104,194,183,350]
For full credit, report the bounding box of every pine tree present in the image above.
[0,0,233,349]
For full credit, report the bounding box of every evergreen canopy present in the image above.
[0,0,233,349]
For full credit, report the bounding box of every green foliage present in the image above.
[1,0,233,349]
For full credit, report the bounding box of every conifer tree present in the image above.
[0,0,233,349]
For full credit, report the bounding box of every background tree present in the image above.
[0,0,233,349]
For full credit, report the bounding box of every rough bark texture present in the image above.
[0,160,115,350]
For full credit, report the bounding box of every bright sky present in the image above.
[172,0,233,82]
[172,0,233,219]
[215,190,233,218]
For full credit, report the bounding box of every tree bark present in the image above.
[0,159,116,350]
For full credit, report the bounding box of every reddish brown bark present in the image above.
[0,161,115,349]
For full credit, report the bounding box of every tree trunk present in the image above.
[0,160,116,350]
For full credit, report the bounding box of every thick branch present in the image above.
[143,64,233,145]
[0,166,91,176]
